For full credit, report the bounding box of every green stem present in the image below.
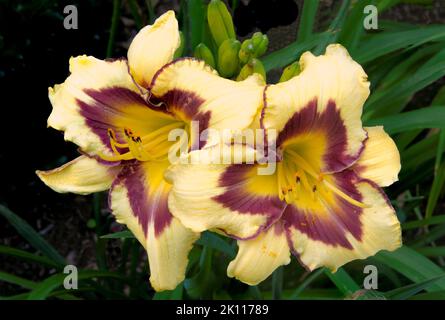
[272,267,283,300]
[106,0,122,58]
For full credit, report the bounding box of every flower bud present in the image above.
[236,58,266,81]
[239,32,269,64]
[217,38,241,78]
[194,43,216,68]
[207,0,236,47]
[279,61,301,82]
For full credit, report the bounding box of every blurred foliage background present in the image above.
[1,0,445,300]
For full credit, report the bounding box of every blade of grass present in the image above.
[338,0,375,52]
[27,270,126,300]
[101,230,135,239]
[128,0,143,30]
[0,245,60,269]
[313,0,351,55]
[261,33,328,72]
[375,246,445,292]
[106,0,122,58]
[0,271,37,290]
[272,267,283,300]
[324,268,360,296]
[402,214,445,230]
[365,106,445,134]
[0,204,65,265]
[296,0,319,43]
[416,246,445,257]
[410,224,445,248]
[196,231,235,258]
[288,268,324,300]
[432,86,445,174]
[426,162,445,219]
[355,25,445,64]
[187,0,206,50]
[385,275,445,300]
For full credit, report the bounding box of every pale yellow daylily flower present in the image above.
[37,11,265,291]
[166,44,402,286]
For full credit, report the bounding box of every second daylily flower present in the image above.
[166,44,402,286]
[36,11,265,291]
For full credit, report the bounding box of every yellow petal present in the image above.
[48,55,175,158]
[150,58,264,147]
[109,160,199,291]
[286,178,402,272]
[228,222,291,286]
[36,156,120,195]
[128,10,180,88]
[165,144,285,239]
[263,44,369,173]
[353,126,401,187]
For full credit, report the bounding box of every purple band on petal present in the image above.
[110,162,173,237]
[276,98,362,173]
[78,86,168,153]
[213,164,286,225]
[283,170,363,249]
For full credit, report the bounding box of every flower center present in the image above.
[277,149,367,208]
[98,121,185,162]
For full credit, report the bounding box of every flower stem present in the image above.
[106,0,122,58]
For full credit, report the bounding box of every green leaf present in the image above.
[365,107,445,134]
[188,0,206,50]
[324,268,360,296]
[288,268,324,300]
[408,290,445,300]
[261,33,327,72]
[402,214,445,230]
[100,230,135,239]
[338,0,375,51]
[410,224,445,248]
[375,246,445,292]
[0,204,65,266]
[416,246,445,257]
[196,231,235,258]
[0,271,37,290]
[364,48,445,119]
[426,162,445,218]
[314,0,351,55]
[385,275,445,300]
[27,270,126,300]
[153,283,183,300]
[296,0,319,43]
[432,86,445,174]
[355,25,445,64]
[0,245,60,269]
[272,267,283,300]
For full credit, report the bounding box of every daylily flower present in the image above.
[165,44,402,286]
[36,11,265,291]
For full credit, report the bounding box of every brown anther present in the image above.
[312,185,317,192]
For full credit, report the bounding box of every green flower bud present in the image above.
[236,58,266,81]
[239,32,268,64]
[251,32,268,57]
[218,38,241,78]
[279,61,301,82]
[194,43,216,68]
[174,31,185,59]
[207,0,236,47]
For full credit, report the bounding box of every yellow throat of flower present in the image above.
[277,148,368,208]
[98,121,185,162]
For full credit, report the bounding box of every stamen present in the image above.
[285,149,369,208]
